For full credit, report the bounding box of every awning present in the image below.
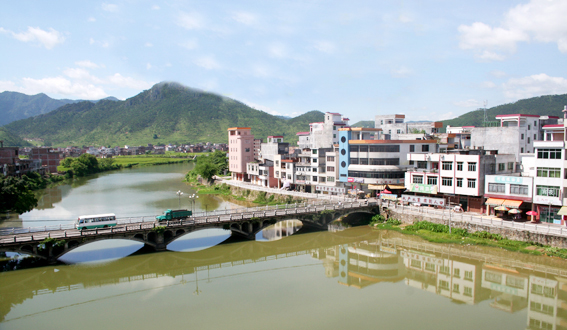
[485,198,505,206]
[368,184,385,190]
[558,206,567,216]
[502,200,522,209]
[387,184,406,190]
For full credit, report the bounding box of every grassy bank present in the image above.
[193,183,305,205]
[370,215,567,259]
[58,155,191,172]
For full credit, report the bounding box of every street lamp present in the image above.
[176,190,184,208]
[188,194,199,213]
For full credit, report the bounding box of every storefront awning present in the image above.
[368,184,385,190]
[502,200,522,209]
[485,198,505,206]
[557,206,567,216]
[387,184,406,190]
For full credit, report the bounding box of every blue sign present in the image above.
[494,176,523,184]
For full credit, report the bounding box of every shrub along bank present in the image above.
[193,183,306,205]
[370,215,567,259]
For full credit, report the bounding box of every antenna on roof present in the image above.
[482,100,488,127]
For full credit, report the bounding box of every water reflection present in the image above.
[58,240,144,264]
[167,229,231,252]
[2,227,567,329]
[255,220,303,241]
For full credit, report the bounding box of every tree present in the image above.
[192,157,218,183]
[71,154,99,176]
[0,175,38,214]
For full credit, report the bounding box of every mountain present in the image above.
[351,120,374,128]
[0,127,32,147]
[0,92,77,126]
[0,91,119,126]
[4,82,325,147]
[442,94,567,129]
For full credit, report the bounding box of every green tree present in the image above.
[71,154,99,176]
[0,175,38,214]
[192,157,218,183]
[60,157,74,167]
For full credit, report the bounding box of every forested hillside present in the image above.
[0,127,31,147]
[442,94,567,129]
[4,82,324,146]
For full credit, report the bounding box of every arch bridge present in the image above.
[0,201,378,264]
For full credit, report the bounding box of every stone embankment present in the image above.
[380,201,567,249]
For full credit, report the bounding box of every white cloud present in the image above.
[151,5,160,10]
[0,26,65,49]
[88,17,96,22]
[21,76,108,99]
[490,70,508,78]
[458,0,567,59]
[453,99,483,108]
[437,112,455,121]
[63,68,103,83]
[503,73,567,99]
[145,42,153,47]
[391,66,412,78]
[194,56,220,70]
[0,80,17,91]
[75,60,100,69]
[478,50,506,61]
[242,99,275,114]
[146,63,152,70]
[89,38,110,48]
[179,39,198,50]
[313,41,336,54]
[269,42,288,58]
[178,12,204,30]
[108,73,153,89]
[102,3,118,12]
[232,11,257,25]
[399,14,413,23]
[480,81,497,88]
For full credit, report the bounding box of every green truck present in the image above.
[156,209,192,221]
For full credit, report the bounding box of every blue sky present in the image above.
[1,0,566,124]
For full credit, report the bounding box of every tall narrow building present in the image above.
[228,127,254,181]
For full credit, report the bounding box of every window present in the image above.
[427,176,437,185]
[313,158,317,163]
[468,162,477,171]
[510,184,528,195]
[534,134,536,140]
[464,271,473,281]
[245,148,250,152]
[413,175,423,184]
[370,158,400,165]
[350,158,359,164]
[327,176,335,182]
[536,185,560,197]
[521,147,524,153]
[312,149,318,154]
[456,178,463,187]
[467,179,476,188]
[359,158,368,165]
[464,287,472,297]
[327,156,335,161]
[327,166,335,172]
[453,284,460,293]
[439,280,450,290]
[508,162,514,170]
[397,129,401,134]
[537,148,561,159]
[488,183,505,193]
[454,269,460,277]
[368,145,400,152]
[528,124,531,130]
[359,145,368,152]
[333,134,336,138]
[442,177,453,186]
[422,145,429,152]
[521,134,524,140]
[498,163,505,171]
[410,145,415,152]
[333,126,336,130]
[312,176,318,182]
[442,161,452,170]
[417,161,427,169]
[341,136,346,143]
[537,167,561,177]
[457,162,463,171]
[528,137,530,143]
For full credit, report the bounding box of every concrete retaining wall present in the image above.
[383,206,567,249]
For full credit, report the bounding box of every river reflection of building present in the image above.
[314,237,567,329]
[261,220,303,241]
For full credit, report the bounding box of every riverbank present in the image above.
[371,214,567,259]
[192,182,308,205]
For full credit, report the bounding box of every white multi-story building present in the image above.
[375,114,442,140]
[405,150,516,212]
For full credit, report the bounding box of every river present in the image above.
[1,164,567,329]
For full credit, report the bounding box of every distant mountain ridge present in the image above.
[442,94,567,129]
[4,82,324,147]
[0,91,118,126]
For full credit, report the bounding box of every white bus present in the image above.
[76,213,117,230]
